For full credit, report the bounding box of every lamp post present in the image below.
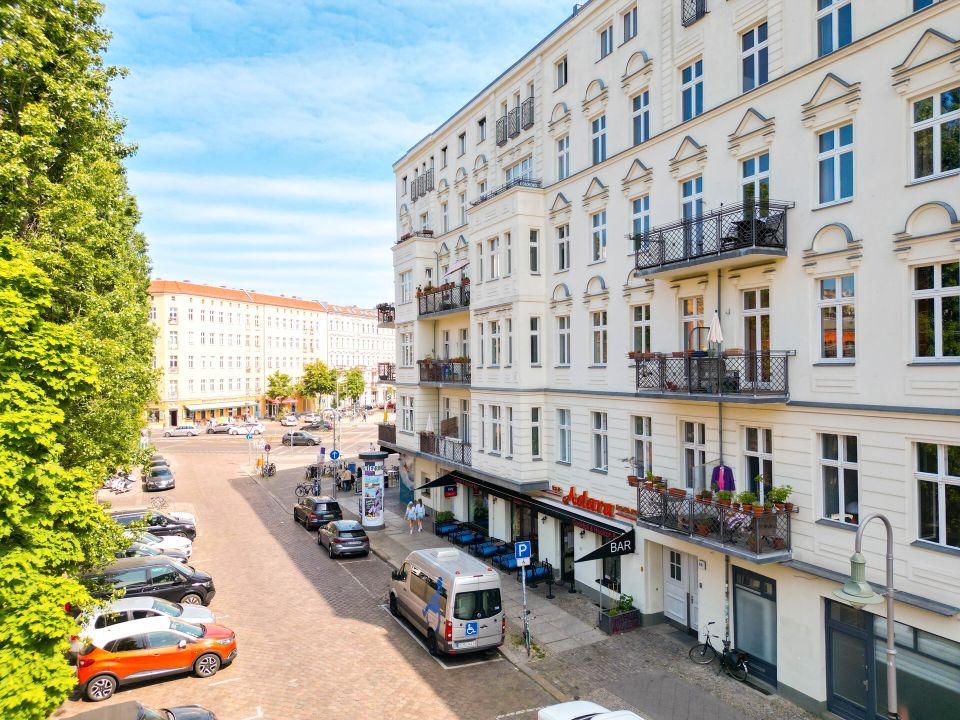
[832,512,898,720]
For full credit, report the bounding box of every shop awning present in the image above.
[184,401,257,411]
[267,397,297,405]
[416,472,457,491]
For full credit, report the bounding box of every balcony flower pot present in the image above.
[422,229,434,236]
[643,481,654,490]
[671,351,685,358]
[740,503,753,513]
[774,503,786,511]
[752,506,765,516]
[668,487,686,498]
[598,593,640,635]
[722,347,743,357]
[694,522,711,537]
[627,475,639,487]
[785,502,795,512]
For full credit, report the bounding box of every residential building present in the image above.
[380,1,960,717]
[148,280,395,425]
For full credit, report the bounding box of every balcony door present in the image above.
[682,296,706,352]
[682,175,704,257]
[743,289,771,385]
[459,399,470,444]
[663,549,698,632]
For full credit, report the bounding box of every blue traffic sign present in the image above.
[464,621,478,637]
[515,540,531,560]
[245,433,253,440]
[329,449,341,460]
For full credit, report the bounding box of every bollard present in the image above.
[545,560,555,599]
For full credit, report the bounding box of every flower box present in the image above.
[599,607,641,635]
[627,475,639,487]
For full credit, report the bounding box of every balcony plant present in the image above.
[715,490,734,507]
[696,489,713,503]
[627,474,639,488]
[653,480,666,493]
[599,592,640,635]
[736,490,757,512]
[768,484,794,511]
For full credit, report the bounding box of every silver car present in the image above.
[163,424,199,437]
[317,520,370,558]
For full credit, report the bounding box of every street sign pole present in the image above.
[521,568,529,658]
[514,540,532,658]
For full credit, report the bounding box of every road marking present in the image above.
[239,707,264,720]
[378,604,503,671]
[335,556,378,598]
[495,709,542,719]
[209,676,242,687]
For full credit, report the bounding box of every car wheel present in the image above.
[181,592,203,605]
[176,531,190,539]
[389,594,399,617]
[194,652,221,678]
[206,429,213,434]
[313,440,319,446]
[317,531,323,545]
[328,542,335,559]
[85,674,117,702]
[427,630,440,656]
[164,432,171,437]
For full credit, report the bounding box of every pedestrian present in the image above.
[415,499,425,533]
[312,472,321,496]
[404,502,416,534]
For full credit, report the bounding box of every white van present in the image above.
[389,547,504,656]
[538,701,647,720]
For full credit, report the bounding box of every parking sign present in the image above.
[465,621,478,637]
[514,540,532,567]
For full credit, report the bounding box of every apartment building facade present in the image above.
[149,280,395,425]
[381,0,960,716]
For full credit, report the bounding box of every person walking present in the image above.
[404,502,416,534]
[415,499,426,533]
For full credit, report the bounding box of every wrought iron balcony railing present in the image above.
[636,486,791,561]
[521,96,534,129]
[378,422,396,445]
[376,303,395,327]
[508,107,521,138]
[396,229,435,244]
[409,169,435,203]
[496,115,508,146]
[419,432,472,466]
[418,282,470,316]
[417,359,471,386]
[681,0,707,27]
[633,351,790,399]
[632,200,792,273]
[377,362,395,383]
[470,177,541,207]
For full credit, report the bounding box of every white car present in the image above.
[279,415,298,427]
[538,701,646,720]
[300,413,319,424]
[228,422,265,435]
[124,530,193,559]
[164,423,199,437]
[72,596,215,655]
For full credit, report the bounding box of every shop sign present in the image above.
[575,529,636,563]
[444,485,457,497]
[561,487,615,518]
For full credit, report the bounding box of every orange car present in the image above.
[77,616,237,701]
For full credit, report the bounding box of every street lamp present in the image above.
[832,512,898,720]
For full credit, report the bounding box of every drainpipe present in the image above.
[717,268,724,466]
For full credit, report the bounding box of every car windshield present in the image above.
[453,588,502,620]
[135,544,160,556]
[339,530,366,539]
[152,598,183,617]
[170,619,204,638]
[138,531,161,543]
[169,559,194,574]
[138,706,167,720]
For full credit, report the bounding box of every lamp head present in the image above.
[832,551,884,609]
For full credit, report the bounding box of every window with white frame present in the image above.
[591,210,607,262]
[632,304,651,353]
[591,115,607,165]
[506,318,513,365]
[744,427,773,499]
[742,152,770,212]
[506,407,514,456]
[622,5,637,42]
[821,433,859,524]
[441,202,449,233]
[478,116,486,141]
[505,157,532,184]
[556,56,568,89]
[505,233,513,275]
[741,22,768,92]
[914,0,941,9]
[912,85,959,181]
[529,229,540,274]
[819,274,856,360]
[459,328,469,358]
[401,176,408,195]
[591,412,608,471]
[557,136,570,181]
[491,405,502,453]
[530,317,541,365]
[632,90,650,146]
[489,320,501,366]
[631,195,650,251]
[557,224,570,271]
[149,305,157,321]
[591,311,607,365]
[168,355,178,371]
[683,421,705,489]
[441,330,451,360]
[400,395,414,432]
[477,322,485,365]
[917,442,960,548]
[488,237,500,279]
[914,262,960,359]
[681,295,705,352]
[168,379,178,398]
[557,315,571,366]
[479,404,486,450]
[599,24,613,59]
[476,242,484,282]
[460,399,470,443]
[818,123,854,205]
[531,407,541,459]
[168,331,178,348]
[399,332,413,367]
[681,59,703,121]
[400,271,412,304]
[459,192,467,225]
[478,180,486,197]
[440,146,447,168]
[557,409,572,463]
[458,132,466,156]
[816,0,852,57]
[168,306,178,323]
[632,416,653,476]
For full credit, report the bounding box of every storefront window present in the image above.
[601,554,621,592]
[469,491,489,527]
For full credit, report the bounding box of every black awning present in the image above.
[575,529,636,563]
[415,472,458,491]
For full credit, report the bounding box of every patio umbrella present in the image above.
[425,413,434,434]
[707,311,724,345]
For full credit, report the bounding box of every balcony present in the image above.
[681,0,707,27]
[632,201,792,275]
[377,362,395,383]
[417,281,470,317]
[636,486,791,563]
[409,169,435,203]
[378,423,396,445]
[495,116,508,146]
[521,96,534,129]
[376,303,395,327]
[471,177,542,208]
[508,106,521,138]
[633,351,790,402]
[167,366,179,374]
[419,432,472,466]
[418,359,471,386]
[396,229,435,245]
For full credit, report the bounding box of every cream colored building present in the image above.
[148,280,395,425]
[380,0,960,715]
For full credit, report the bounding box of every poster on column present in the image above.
[362,458,385,529]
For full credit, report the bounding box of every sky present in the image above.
[102,0,574,306]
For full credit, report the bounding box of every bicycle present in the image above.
[148,496,169,510]
[260,462,276,478]
[688,621,749,681]
[295,479,321,497]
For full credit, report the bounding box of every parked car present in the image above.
[299,420,331,432]
[163,424,199,437]
[76,616,237,701]
[279,415,298,427]
[68,700,218,720]
[228,422,264,435]
[317,520,369,558]
[125,530,192,559]
[83,556,215,606]
[142,467,175,492]
[538,701,646,720]
[206,422,235,435]
[293,495,342,530]
[147,456,169,468]
[111,509,197,541]
[116,541,188,564]
[299,413,319,423]
[281,430,320,446]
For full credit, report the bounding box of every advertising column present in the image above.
[359,450,387,530]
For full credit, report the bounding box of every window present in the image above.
[632,416,653,476]
[505,233,513,276]
[458,132,466,156]
[556,315,572,366]
[819,274,856,360]
[488,237,500,279]
[400,396,414,432]
[168,379,178,398]
[479,405,486,450]
[591,311,607,365]
[491,405,502,453]
[631,195,650,251]
[599,25,613,59]
[914,0,940,9]
[591,210,607,262]
[683,421,706,489]
[632,90,650,145]
[741,22,768,92]
[632,304,651,353]
[529,229,540,274]
[818,123,854,205]
[622,5,637,42]
[917,442,960,548]
[402,176,408,195]
[821,433,859,524]
[507,407,514,456]
[556,57,568,89]
[531,407,541,459]
[557,409,572,463]
[591,412,608,471]
[912,85,960,180]
[440,146,447,168]
[168,306,178,323]
[459,328,469,358]
[478,180,486,197]
[478,322,485,365]
[400,271,412,304]
[913,262,960,359]
[505,157,532,183]
[459,192,467,225]
[400,332,413,367]
[441,330,451,360]
[489,320,501,365]
[591,115,607,164]
[441,202,449,234]
[530,317,541,365]
[460,399,470,443]
[742,152,770,212]
[168,331,178,348]
[681,59,703,121]
[557,136,570,180]
[744,426,773,498]
[149,305,156,321]
[817,0,852,57]
[506,317,513,365]
[556,224,570,271]
[168,355,178,371]
[478,117,486,141]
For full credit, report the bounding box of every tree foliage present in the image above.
[0,2,154,717]
[343,367,366,403]
[299,360,336,398]
[266,370,294,401]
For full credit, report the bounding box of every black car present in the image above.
[281,430,320,446]
[299,421,331,432]
[110,509,197,540]
[318,520,370,558]
[293,495,342,529]
[143,467,175,491]
[83,556,215,606]
[70,700,217,720]
[117,541,189,563]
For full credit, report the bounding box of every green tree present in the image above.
[343,367,366,404]
[266,370,294,401]
[299,360,336,398]
[0,3,154,716]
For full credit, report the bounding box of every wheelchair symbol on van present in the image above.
[465,621,478,637]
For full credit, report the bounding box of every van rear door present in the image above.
[450,577,502,649]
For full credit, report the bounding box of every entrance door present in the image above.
[733,566,778,686]
[663,550,689,627]
[559,522,575,585]
[826,599,872,720]
[169,409,178,427]
[511,504,538,559]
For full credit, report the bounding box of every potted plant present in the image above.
[462,277,471,285]
[768,484,794,511]
[715,490,733,507]
[599,593,640,635]
[722,346,743,357]
[737,490,757,512]
[422,229,434,236]
[653,481,667,493]
[627,474,640,487]
[697,489,713,504]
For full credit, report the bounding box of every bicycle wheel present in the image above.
[688,642,717,664]
[726,655,748,681]
[295,485,309,497]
